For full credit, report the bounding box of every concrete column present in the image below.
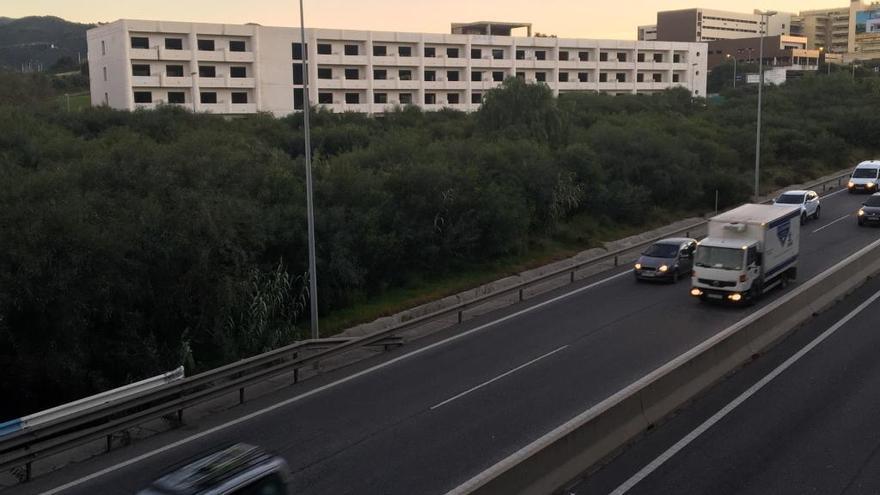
[189,29,200,112]
[252,27,262,112]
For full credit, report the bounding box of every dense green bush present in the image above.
[0,74,876,419]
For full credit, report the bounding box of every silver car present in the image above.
[633,238,697,283]
[138,444,288,495]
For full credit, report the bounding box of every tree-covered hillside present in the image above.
[0,16,93,71]
[0,74,875,419]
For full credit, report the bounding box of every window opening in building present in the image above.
[133,91,152,103]
[130,36,149,49]
[198,65,216,78]
[132,64,150,77]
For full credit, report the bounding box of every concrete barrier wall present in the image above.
[452,237,880,495]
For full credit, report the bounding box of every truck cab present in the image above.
[691,238,761,303]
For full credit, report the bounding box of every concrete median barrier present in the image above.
[451,237,880,495]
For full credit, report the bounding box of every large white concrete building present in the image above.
[87,19,708,117]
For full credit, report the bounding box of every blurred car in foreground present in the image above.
[137,443,288,495]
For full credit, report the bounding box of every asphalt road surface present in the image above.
[571,265,880,495]
[18,188,878,495]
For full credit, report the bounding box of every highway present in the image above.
[17,188,878,495]
[571,267,880,495]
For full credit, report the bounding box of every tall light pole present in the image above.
[727,53,738,88]
[754,10,777,202]
[299,0,320,339]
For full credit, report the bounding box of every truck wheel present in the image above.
[752,279,765,302]
[813,206,821,220]
[780,273,789,290]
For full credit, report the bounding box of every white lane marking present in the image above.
[820,187,848,199]
[609,288,880,495]
[41,271,632,494]
[430,345,569,410]
[812,213,851,234]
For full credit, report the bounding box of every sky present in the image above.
[2,0,859,39]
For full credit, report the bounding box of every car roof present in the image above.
[778,190,812,195]
[147,444,284,495]
[655,237,696,245]
[856,161,880,168]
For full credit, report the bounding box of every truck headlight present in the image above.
[690,288,703,296]
[658,265,669,272]
[634,263,642,270]
[729,293,743,302]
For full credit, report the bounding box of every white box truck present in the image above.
[691,204,800,303]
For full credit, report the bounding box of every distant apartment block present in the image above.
[87,19,708,117]
[793,6,851,53]
[656,8,793,42]
[637,25,658,41]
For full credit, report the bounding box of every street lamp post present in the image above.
[754,10,776,203]
[298,0,320,339]
[727,53,738,88]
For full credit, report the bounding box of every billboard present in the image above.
[855,9,880,41]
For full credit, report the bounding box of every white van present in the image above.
[848,161,880,193]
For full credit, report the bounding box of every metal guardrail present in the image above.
[0,367,184,438]
[0,171,852,482]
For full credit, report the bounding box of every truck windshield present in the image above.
[694,246,744,271]
[775,193,804,204]
[853,168,879,179]
[643,243,679,258]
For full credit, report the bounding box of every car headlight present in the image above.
[870,183,877,188]
[634,263,642,270]
[859,209,866,216]
[658,265,669,272]
[849,181,855,188]
[729,293,743,302]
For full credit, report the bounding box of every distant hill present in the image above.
[0,16,94,72]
